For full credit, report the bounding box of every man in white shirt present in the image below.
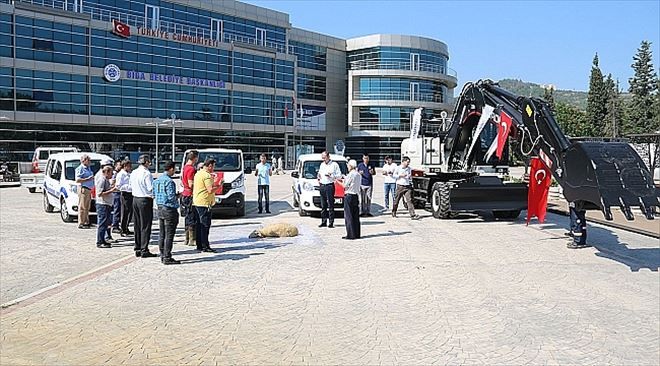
[382,155,397,211]
[115,160,133,236]
[392,156,420,220]
[317,150,342,228]
[130,155,157,258]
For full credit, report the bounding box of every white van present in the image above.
[291,154,348,216]
[43,152,112,223]
[21,146,79,193]
[177,148,246,217]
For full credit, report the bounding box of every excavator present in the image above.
[402,79,659,221]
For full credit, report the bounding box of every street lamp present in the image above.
[146,118,168,172]
[161,113,183,164]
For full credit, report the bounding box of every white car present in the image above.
[291,154,348,216]
[42,152,112,223]
[175,148,246,217]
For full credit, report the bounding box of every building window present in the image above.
[145,5,160,29]
[32,39,54,51]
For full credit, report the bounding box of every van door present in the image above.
[44,160,57,202]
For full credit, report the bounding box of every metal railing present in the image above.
[349,60,457,77]
[352,91,445,104]
[351,122,411,132]
[15,0,288,53]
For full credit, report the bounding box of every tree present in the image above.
[625,41,658,135]
[555,101,590,138]
[586,54,608,136]
[603,75,624,138]
[543,85,556,114]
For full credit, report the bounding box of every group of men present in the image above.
[314,152,422,234]
[73,151,222,265]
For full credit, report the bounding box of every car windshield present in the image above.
[198,152,241,172]
[64,160,101,180]
[302,161,348,179]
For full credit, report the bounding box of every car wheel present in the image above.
[28,187,36,193]
[236,204,246,217]
[43,191,54,213]
[60,198,74,223]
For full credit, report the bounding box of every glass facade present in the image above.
[297,73,326,101]
[289,41,327,71]
[356,107,445,131]
[348,46,448,74]
[356,77,447,103]
[0,0,456,167]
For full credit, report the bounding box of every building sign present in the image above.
[137,27,220,47]
[103,64,121,82]
[126,70,225,88]
[112,20,130,38]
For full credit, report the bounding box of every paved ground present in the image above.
[1,173,658,365]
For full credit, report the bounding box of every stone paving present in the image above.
[0,173,658,365]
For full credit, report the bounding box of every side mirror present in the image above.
[291,171,299,178]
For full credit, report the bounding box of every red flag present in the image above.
[212,172,224,195]
[526,157,552,224]
[284,103,288,118]
[334,181,345,198]
[112,20,131,38]
[495,111,512,160]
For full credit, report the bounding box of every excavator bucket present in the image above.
[561,141,659,220]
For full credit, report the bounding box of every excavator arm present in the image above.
[444,80,659,221]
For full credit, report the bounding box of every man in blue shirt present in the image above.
[75,154,95,229]
[254,153,272,214]
[153,161,180,265]
[357,153,376,217]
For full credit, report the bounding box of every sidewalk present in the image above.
[547,193,660,238]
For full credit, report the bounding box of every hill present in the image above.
[497,79,589,110]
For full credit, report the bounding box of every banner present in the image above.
[465,105,495,162]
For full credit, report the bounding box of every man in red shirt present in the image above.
[181,150,199,246]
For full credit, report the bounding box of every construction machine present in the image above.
[403,80,659,221]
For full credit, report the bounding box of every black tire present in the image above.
[236,204,246,217]
[493,210,521,220]
[60,198,75,222]
[28,187,36,193]
[413,199,426,209]
[431,182,452,219]
[43,191,54,213]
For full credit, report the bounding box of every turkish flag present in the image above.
[112,20,130,38]
[496,111,513,160]
[526,157,552,224]
[334,181,345,198]
[212,172,224,195]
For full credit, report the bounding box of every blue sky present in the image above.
[247,0,660,93]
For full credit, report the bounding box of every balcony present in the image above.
[14,0,288,53]
[353,91,445,104]
[349,60,457,78]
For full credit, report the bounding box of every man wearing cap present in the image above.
[130,155,157,258]
[75,154,94,229]
[95,158,116,242]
